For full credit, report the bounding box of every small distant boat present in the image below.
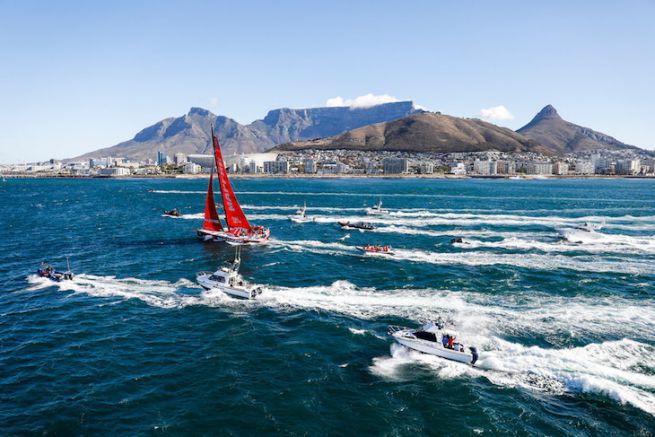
[339,221,375,231]
[37,260,74,282]
[163,208,181,217]
[561,221,605,244]
[366,199,389,215]
[146,188,155,192]
[574,221,602,233]
[196,248,263,299]
[508,176,522,180]
[357,244,394,256]
[389,320,479,365]
[288,202,313,223]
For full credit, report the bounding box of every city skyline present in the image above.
[1,0,654,163]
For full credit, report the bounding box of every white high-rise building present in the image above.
[527,161,552,175]
[616,159,640,175]
[553,162,569,175]
[174,153,187,165]
[304,159,317,174]
[574,160,594,175]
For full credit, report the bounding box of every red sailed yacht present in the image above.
[196,127,270,245]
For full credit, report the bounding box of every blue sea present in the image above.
[1,177,655,434]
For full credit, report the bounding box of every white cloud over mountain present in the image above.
[326,93,400,108]
[480,105,514,121]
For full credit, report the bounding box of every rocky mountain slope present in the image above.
[72,102,420,161]
[517,105,638,154]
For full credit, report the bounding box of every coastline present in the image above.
[2,173,654,180]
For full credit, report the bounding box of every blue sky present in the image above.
[0,0,654,162]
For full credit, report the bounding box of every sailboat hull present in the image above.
[196,229,229,241]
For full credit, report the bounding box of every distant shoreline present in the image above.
[2,173,654,180]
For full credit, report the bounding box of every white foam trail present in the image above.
[150,190,205,194]
[30,275,655,339]
[175,213,205,220]
[248,213,655,232]
[270,239,655,275]
[459,235,655,254]
[371,340,655,416]
[268,239,357,256]
[373,225,549,239]
[242,204,365,213]
[232,191,655,204]
[389,248,655,275]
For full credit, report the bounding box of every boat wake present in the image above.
[371,339,655,416]
[271,239,655,275]
[456,234,655,254]
[25,274,655,415]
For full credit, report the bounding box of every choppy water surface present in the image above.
[1,178,654,434]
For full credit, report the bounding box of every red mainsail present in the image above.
[202,168,224,232]
[211,128,252,230]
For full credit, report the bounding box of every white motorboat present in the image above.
[196,248,263,299]
[288,202,313,223]
[561,221,605,244]
[389,320,479,365]
[366,199,389,215]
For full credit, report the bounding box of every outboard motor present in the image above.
[469,346,479,365]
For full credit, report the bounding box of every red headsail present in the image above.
[211,128,252,230]
[202,168,224,232]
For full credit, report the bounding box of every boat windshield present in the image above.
[209,274,226,283]
[414,331,437,342]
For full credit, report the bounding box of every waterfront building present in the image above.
[488,160,498,175]
[450,162,466,175]
[383,158,409,174]
[183,162,201,174]
[526,161,553,175]
[304,159,317,174]
[157,151,165,166]
[98,167,131,176]
[418,163,434,174]
[616,159,640,175]
[496,160,516,175]
[174,153,187,165]
[553,162,569,175]
[263,160,289,174]
[574,160,594,175]
[188,154,216,170]
[473,159,496,175]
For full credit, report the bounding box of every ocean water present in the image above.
[1,177,654,434]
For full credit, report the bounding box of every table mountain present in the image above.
[517,105,638,154]
[72,102,420,161]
